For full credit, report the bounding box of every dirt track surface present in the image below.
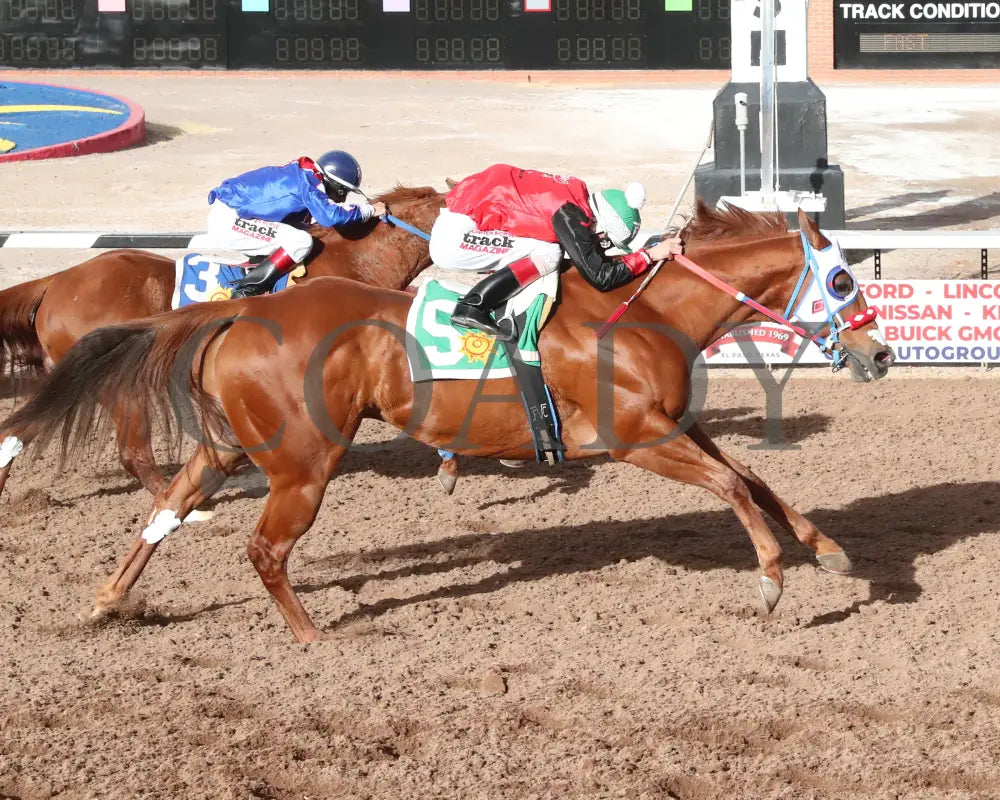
[3,74,1000,798]
[2,372,1000,799]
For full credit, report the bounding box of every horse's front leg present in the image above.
[686,422,852,574]
[613,411,786,612]
[89,445,245,619]
[436,450,458,494]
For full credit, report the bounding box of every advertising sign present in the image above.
[701,280,1000,365]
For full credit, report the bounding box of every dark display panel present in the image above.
[834,0,1000,68]
[0,0,729,68]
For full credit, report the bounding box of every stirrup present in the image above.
[451,304,515,342]
[230,280,269,299]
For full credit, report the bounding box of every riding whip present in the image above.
[597,120,714,339]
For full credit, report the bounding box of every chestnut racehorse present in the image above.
[0,185,444,499]
[3,204,895,642]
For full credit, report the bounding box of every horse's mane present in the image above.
[307,183,443,239]
[374,183,442,204]
[681,199,787,244]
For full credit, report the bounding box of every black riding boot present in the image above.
[450,266,525,342]
[230,250,295,298]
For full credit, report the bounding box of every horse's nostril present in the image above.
[874,349,894,366]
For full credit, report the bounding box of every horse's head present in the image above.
[680,201,894,381]
[793,210,895,382]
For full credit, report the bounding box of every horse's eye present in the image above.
[830,270,855,298]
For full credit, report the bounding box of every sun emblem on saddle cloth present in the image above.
[458,329,496,364]
[205,264,308,303]
[210,286,234,302]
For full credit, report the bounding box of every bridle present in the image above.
[779,232,878,370]
[600,232,878,372]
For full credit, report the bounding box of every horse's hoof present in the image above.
[499,459,523,469]
[77,603,109,623]
[183,509,215,523]
[437,468,457,495]
[817,550,853,575]
[758,575,783,614]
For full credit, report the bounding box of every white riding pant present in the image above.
[429,209,562,275]
[203,200,313,262]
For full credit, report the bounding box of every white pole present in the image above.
[760,0,776,197]
[735,91,748,196]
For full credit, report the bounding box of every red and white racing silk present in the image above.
[445,164,593,243]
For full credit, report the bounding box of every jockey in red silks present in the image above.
[203,150,386,298]
[429,163,684,341]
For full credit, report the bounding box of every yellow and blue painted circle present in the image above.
[0,81,145,162]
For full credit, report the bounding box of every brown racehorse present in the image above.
[2,204,895,643]
[0,185,445,499]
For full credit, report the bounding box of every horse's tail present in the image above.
[0,274,54,377]
[0,302,239,463]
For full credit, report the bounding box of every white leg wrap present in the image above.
[141,509,182,545]
[0,436,24,468]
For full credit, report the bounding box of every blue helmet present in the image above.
[316,150,362,200]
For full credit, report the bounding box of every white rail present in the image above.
[823,229,1000,279]
[825,230,1000,249]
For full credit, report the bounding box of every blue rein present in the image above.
[383,213,431,241]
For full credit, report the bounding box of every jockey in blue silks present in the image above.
[202,150,386,297]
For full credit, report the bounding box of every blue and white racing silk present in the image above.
[207,158,369,228]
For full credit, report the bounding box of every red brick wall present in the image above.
[809,0,835,74]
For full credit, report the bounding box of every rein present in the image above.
[596,252,820,344]
[382,214,431,241]
[353,185,433,241]
[672,253,824,346]
[596,242,878,370]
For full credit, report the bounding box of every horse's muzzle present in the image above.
[846,345,895,382]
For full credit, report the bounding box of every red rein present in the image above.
[596,254,880,343]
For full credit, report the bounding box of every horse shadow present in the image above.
[847,189,1000,231]
[141,122,186,146]
[43,407,832,513]
[293,479,999,630]
[186,407,832,511]
[843,190,1000,268]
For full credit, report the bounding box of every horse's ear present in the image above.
[445,177,458,190]
[797,208,829,249]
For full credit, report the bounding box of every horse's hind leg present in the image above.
[0,428,28,500]
[685,422,852,574]
[112,400,165,496]
[89,445,245,619]
[615,412,786,612]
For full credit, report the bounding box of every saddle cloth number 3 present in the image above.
[184,258,229,304]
